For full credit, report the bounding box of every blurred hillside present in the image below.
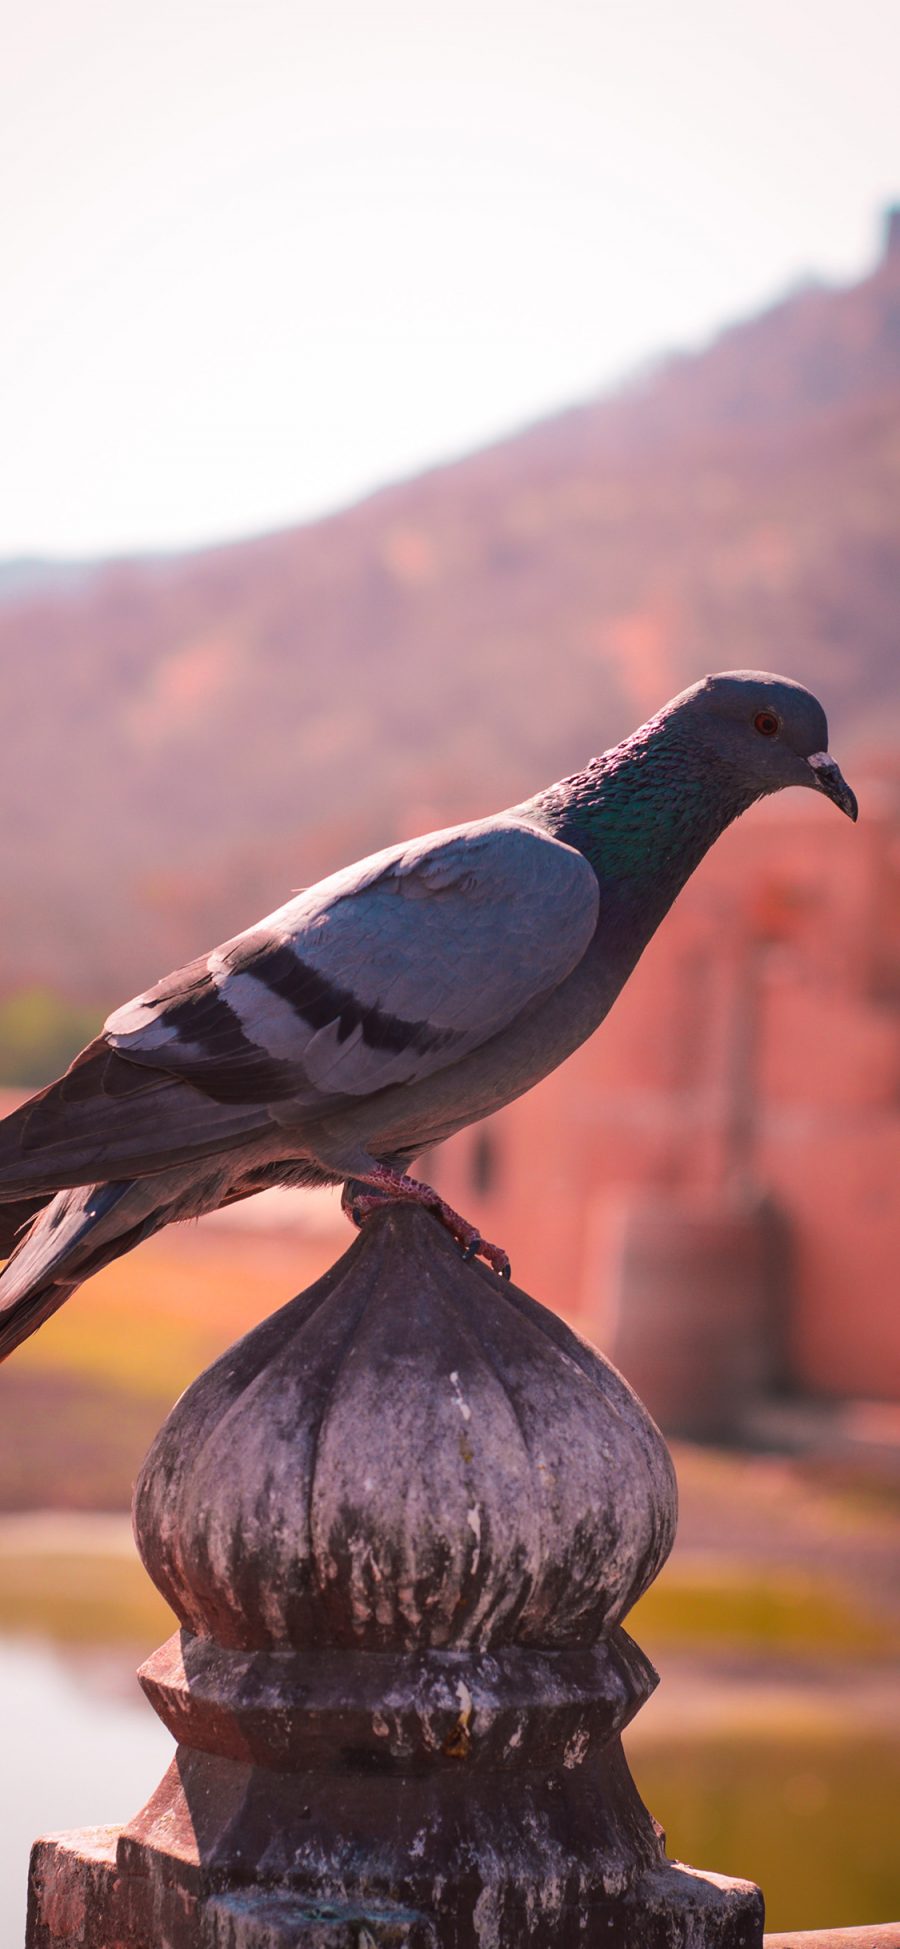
[2,219,900,1005]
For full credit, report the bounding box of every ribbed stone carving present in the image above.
[134,1208,677,1654]
[27,1205,765,1948]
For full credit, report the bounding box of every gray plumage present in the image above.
[0,670,857,1359]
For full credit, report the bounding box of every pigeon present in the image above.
[0,671,856,1361]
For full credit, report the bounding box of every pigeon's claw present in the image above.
[462,1235,512,1280]
[341,1166,511,1281]
[341,1187,387,1231]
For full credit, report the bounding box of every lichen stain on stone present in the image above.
[563,1725,591,1769]
[466,1502,482,1579]
[441,1677,474,1758]
[600,1866,631,1899]
[449,1369,472,1423]
[472,1883,502,1949]
[524,1867,566,1928]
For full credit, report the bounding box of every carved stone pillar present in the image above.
[27,1206,764,1947]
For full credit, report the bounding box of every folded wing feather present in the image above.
[0,817,598,1201]
[106,818,599,1104]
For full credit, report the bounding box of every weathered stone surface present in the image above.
[133,1207,677,1652]
[137,1632,656,1771]
[27,1830,439,1946]
[28,1831,764,1948]
[27,1206,765,1946]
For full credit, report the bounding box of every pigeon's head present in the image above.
[668,671,858,820]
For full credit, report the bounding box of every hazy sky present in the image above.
[2,0,898,557]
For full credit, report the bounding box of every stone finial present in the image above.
[134,1204,677,1654]
[27,1205,764,1947]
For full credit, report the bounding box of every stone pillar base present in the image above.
[25,1216,765,1949]
[28,1826,763,1949]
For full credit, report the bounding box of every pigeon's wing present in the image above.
[0,1043,269,1199]
[0,818,597,1201]
[104,817,600,1107]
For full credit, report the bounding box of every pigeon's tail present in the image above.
[0,1193,55,1260]
[0,1176,177,1363]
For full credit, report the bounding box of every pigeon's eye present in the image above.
[754,710,780,737]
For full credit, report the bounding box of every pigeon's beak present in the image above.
[806,752,858,822]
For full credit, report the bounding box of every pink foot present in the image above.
[341,1167,511,1280]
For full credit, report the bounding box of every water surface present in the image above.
[0,1637,172,1947]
